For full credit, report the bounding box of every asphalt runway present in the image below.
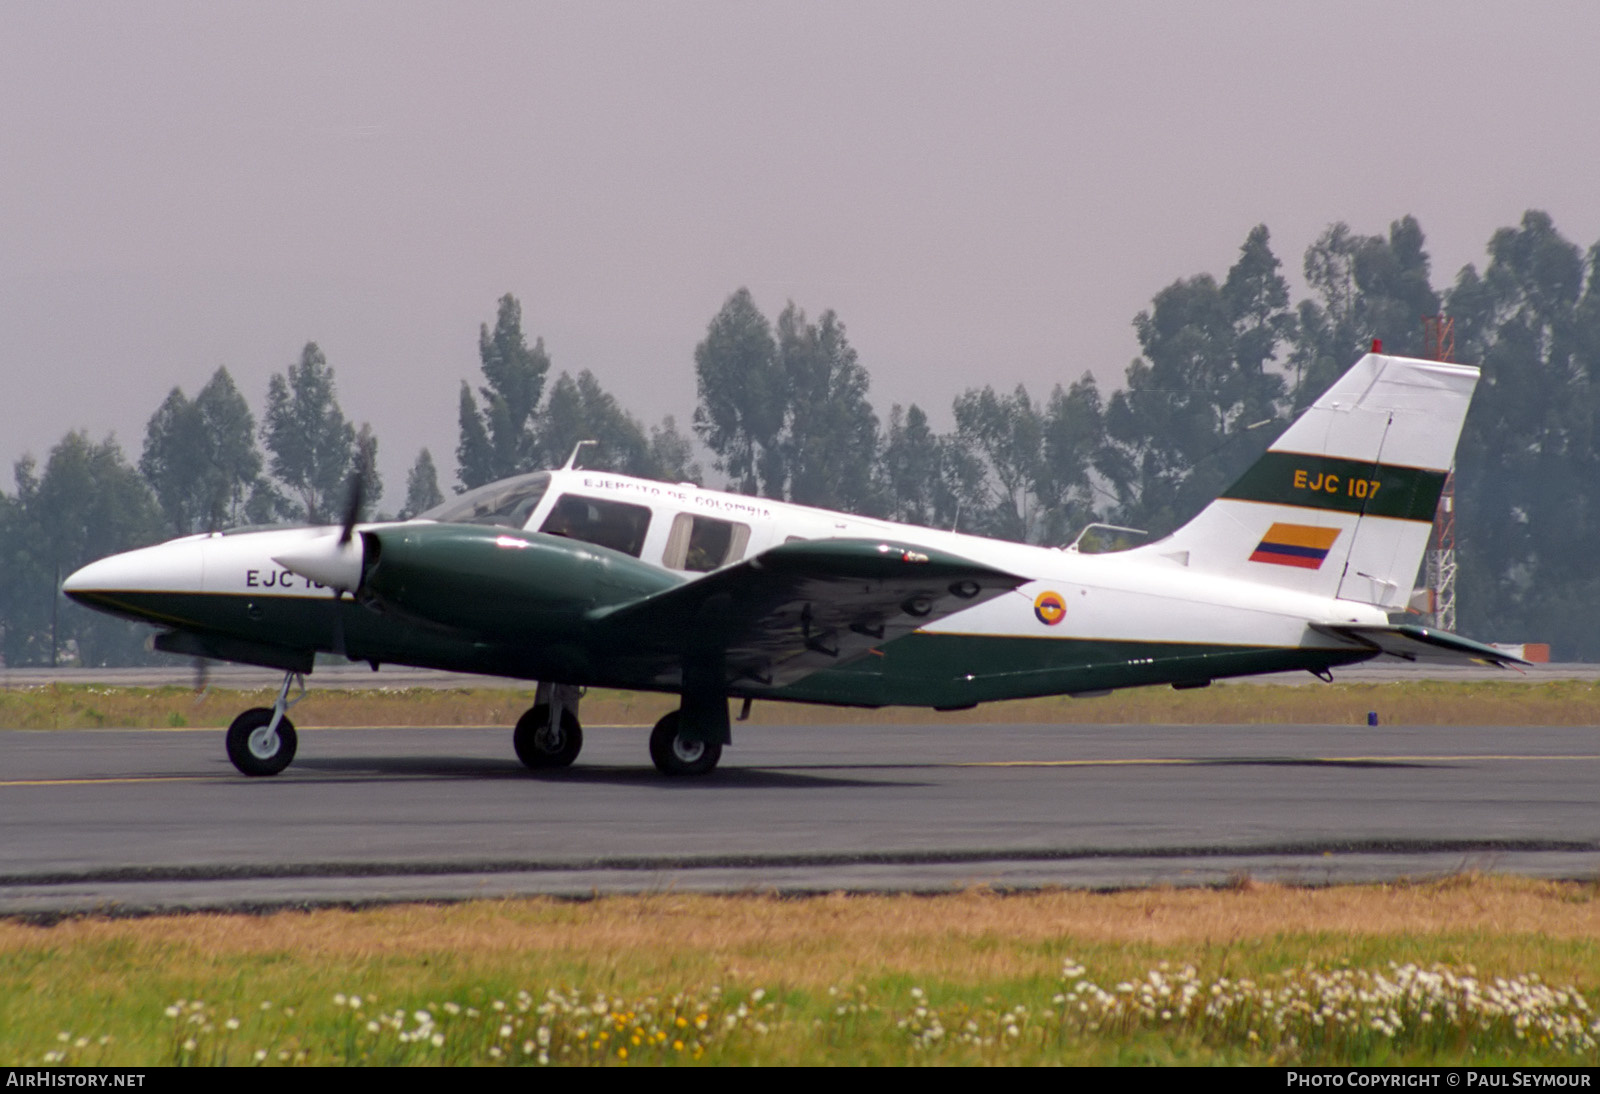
[5,660,1596,689]
[4,719,1600,916]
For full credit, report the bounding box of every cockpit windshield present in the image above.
[417,472,551,529]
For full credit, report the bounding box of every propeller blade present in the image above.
[338,450,370,546]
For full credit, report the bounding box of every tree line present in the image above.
[4,209,1598,664]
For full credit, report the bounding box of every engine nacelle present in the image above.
[357,523,682,641]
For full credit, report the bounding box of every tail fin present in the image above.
[1152,352,1479,608]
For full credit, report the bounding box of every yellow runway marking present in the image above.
[0,775,209,788]
[964,754,1600,768]
[965,758,1195,768]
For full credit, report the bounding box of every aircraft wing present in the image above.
[587,537,1026,688]
[1310,622,1531,668]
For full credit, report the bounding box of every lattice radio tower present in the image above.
[1422,316,1457,632]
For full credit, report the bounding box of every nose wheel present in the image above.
[226,707,298,776]
[224,670,305,776]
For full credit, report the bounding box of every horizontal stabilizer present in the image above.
[1310,623,1531,668]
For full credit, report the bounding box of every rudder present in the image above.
[1149,352,1479,608]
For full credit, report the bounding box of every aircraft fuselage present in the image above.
[65,467,1387,707]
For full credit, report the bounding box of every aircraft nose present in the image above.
[61,539,208,602]
[61,554,124,600]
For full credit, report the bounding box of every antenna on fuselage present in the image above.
[563,439,597,470]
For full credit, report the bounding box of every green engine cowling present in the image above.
[358,523,683,642]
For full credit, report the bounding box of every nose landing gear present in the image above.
[225,671,305,776]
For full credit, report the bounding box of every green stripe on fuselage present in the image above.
[1221,451,1446,522]
[766,632,1376,708]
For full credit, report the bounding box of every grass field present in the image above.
[6,678,1600,730]
[4,879,1600,1065]
[5,683,1599,1065]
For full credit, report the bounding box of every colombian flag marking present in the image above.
[1249,523,1341,570]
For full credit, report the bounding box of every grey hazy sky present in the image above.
[3,1,1597,501]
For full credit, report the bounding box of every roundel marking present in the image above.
[1033,590,1066,626]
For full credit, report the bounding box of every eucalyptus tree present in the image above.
[950,384,1046,542]
[1447,211,1598,654]
[774,304,882,514]
[646,416,702,485]
[529,370,655,474]
[4,433,162,665]
[140,367,264,534]
[400,448,444,518]
[1037,374,1105,545]
[261,343,374,524]
[1289,216,1439,409]
[1101,225,1294,536]
[883,404,942,527]
[457,294,552,489]
[693,288,786,497]
[693,290,882,510]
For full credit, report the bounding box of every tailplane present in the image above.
[1152,351,1479,609]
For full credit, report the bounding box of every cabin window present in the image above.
[418,472,550,529]
[539,494,653,558]
[662,514,750,572]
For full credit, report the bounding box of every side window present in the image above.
[662,514,750,572]
[539,495,653,558]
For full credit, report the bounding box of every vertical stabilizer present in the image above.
[1151,353,1479,608]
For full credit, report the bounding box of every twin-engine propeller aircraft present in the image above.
[64,350,1523,778]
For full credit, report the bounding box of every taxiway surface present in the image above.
[3,721,1599,916]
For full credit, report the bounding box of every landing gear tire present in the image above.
[514,703,583,769]
[226,707,298,777]
[649,711,722,776]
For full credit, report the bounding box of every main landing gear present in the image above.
[648,711,722,776]
[512,682,585,769]
[513,681,729,776]
[225,671,304,776]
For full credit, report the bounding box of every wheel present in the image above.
[225,707,298,777]
[513,703,583,769]
[649,711,722,776]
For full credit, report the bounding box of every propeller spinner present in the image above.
[272,454,370,593]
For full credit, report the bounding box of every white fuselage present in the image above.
[65,467,1390,665]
